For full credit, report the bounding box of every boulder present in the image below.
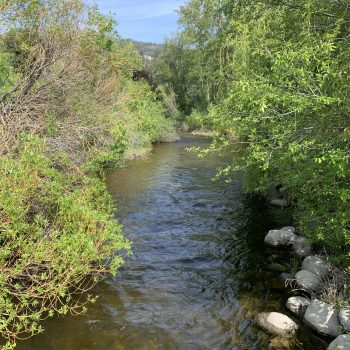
[265,230,299,247]
[295,270,321,291]
[293,237,312,257]
[286,296,310,318]
[280,226,296,233]
[327,334,350,350]
[339,308,350,332]
[257,312,298,338]
[302,255,330,278]
[271,199,288,207]
[303,299,341,337]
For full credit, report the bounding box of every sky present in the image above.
[91,0,186,43]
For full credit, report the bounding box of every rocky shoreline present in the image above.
[257,226,350,349]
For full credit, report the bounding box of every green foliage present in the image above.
[0,51,19,95]
[185,109,213,131]
[157,0,350,267]
[120,80,177,147]
[0,135,131,347]
[0,0,176,347]
[87,5,118,51]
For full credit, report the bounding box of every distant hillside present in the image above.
[123,39,162,59]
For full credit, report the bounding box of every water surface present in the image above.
[18,135,327,350]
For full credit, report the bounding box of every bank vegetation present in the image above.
[0,0,175,348]
[152,0,350,271]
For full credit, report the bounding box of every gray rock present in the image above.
[339,308,350,332]
[280,226,296,233]
[265,230,299,247]
[304,299,341,337]
[271,199,288,207]
[293,237,312,257]
[286,296,310,318]
[302,255,330,278]
[295,270,321,291]
[257,312,298,338]
[327,334,350,350]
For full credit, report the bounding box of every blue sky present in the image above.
[90,0,186,43]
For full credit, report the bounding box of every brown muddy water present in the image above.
[18,135,328,350]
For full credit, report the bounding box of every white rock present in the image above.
[257,312,298,338]
[286,296,310,318]
[265,230,299,247]
[271,199,288,207]
[295,270,321,291]
[304,299,341,337]
[339,308,350,332]
[302,256,330,278]
[280,226,296,233]
[327,334,350,350]
[293,237,312,257]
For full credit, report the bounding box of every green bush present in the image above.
[165,0,350,269]
[115,80,177,150]
[0,135,130,348]
[0,2,177,346]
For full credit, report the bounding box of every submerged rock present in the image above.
[302,256,330,278]
[271,199,288,207]
[269,337,294,350]
[295,270,321,291]
[339,308,350,332]
[293,237,312,257]
[286,296,310,318]
[265,230,298,247]
[327,334,350,350]
[257,312,298,338]
[268,262,290,273]
[303,299,341,337]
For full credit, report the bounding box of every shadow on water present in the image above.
[17,134,327,350]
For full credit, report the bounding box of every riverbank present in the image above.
[0,5,177,343]
[259,216,350,349]
[16,135,326,350]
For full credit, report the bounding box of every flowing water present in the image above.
[18,135,327,350]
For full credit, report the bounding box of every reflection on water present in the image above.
[17,135,326,350]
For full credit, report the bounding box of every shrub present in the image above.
[0,135,130,348]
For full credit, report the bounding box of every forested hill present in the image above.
[125,40,162,59]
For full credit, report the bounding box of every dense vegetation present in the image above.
[0,0,175,348]
[1,0,350,346]
[152,0,350,268]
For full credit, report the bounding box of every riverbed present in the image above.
[18,135,326,349]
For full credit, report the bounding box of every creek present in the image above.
[18,135,326,350]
